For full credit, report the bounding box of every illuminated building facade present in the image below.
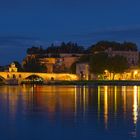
[76,63,89,80]
[9,63,18,72]
[23,53,82,73]
[38,57,56,73]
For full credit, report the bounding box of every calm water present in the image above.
[0,85,140,140]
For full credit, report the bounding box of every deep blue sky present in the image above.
[0,0,140,65]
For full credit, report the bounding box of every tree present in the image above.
[89,53,108,74]
[27,46,46,54]
[138,52,140,68]
[76,52,128,80]
[78,54,90,63]
[46,42,85,54]
[23,58,47,72]
[107,55,128,79]
[122,42,137,51]
[88,41,138,53]
[13,61,23,72]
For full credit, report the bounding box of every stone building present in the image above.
[38,57,56,73]
[9,63,18,72]
[76,63,89,80]
[62,56,80,69]
[105,48,139,67]
[23,53,83,73]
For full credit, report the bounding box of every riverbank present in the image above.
[2,80,140,86]
[46,80,140,86]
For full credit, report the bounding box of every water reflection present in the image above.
[0,85,139,139]
[104,86,108,129]
[133,86,138,125]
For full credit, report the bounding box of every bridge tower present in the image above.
[9,62,18,72]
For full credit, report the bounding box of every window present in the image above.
[19,74,21,78]
[13,74,16,79]
[7,74,9,78]
[51,77,54,81]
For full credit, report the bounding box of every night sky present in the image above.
[0,0,140,65]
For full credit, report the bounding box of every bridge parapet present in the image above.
[0,72,79,84]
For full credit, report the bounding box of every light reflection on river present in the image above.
[0,85,139,140]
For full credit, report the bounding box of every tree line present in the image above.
[71,53,128,79]
[27,42,85,55]
[27,41,138,55]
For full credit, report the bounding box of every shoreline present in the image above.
[1,80,140,86]
[45,80,140,86]
[19,80,140,86]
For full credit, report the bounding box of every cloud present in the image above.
[69,26,140,46]
[0,36,36,46]
[0,36,50,65]
[73,26,140,38]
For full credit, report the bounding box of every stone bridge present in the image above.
[0,72,79,84]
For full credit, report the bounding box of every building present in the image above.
[38,57,56,73]
[105,48,139,67]
[76,63,89,80]
[59,53,83,57]
[9,63,18,72]
[23,53,83,73]
[62,56,80,69]
[103,67,140,80]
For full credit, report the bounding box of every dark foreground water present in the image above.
[0,85,140,140]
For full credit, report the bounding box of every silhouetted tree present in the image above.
[23,58,47,72]
[13,61,23,72]
[88,41,138,53]
[89,53,108,74]
[107,55,128,79]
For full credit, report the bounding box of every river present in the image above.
[0,85,139,140]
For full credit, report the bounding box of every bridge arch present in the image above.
[22,74,45,84]
[58,75,74,81]
[0,76,6,84]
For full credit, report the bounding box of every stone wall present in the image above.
[0,72,79,84]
